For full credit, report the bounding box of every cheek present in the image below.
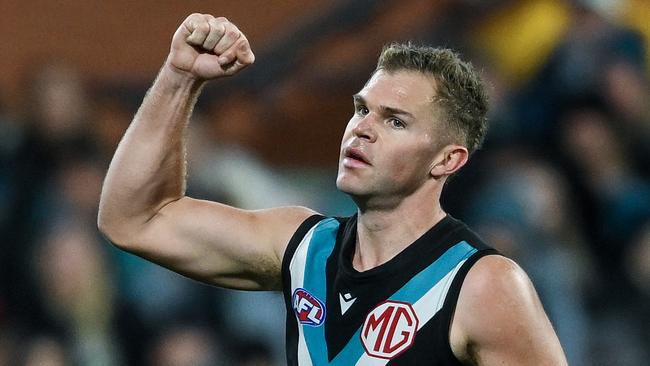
[340,120,355,144]
[392,155,419,179]
[384,144,434,180]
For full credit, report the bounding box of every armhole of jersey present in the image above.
[441,249,500,363]
[281,214,326,293]
[281,214,325,366]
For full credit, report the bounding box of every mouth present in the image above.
[342,146,371,166]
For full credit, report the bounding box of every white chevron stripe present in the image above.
[412,258,467,331]
[354,258,469,366]
[289,224,317,366]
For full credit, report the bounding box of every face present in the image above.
[336,69,443,203]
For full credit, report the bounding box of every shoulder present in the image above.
[450,255,567,365]
[456,255,536,340]
[462,255,530,302]
[277,208,333,260]
[251,205,322,253]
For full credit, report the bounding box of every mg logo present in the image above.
[361,300,419,359]
[292,288,326,327]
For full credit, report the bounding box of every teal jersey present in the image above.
[282,214,498,365]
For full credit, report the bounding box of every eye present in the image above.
[355,104,369,116]
[388,117,406,129]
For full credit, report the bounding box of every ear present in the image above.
[430,145,469,179]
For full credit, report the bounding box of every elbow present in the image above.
[96,206,108,234]
[97,206,153,254]
[97,213,121,248]
[97,212,113,242]
[97,195,115,239]
[97,209,134,250]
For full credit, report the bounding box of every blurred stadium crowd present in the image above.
[1,0,649,365]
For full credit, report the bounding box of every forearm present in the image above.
[98,64,204,242]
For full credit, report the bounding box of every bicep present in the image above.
[453,256,568,366]
[125,197,317,290]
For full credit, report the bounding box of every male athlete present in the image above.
[98,14,567,365]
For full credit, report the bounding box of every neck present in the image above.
[352,186,446,272]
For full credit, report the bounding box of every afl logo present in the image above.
[361,300,419,359]
[292,288,326,327]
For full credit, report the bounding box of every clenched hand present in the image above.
[167,13,255,80]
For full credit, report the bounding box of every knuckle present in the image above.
[225,29,240,40]
[235,38,254,63]
[245,51,255,64]
[208,20,224,35]
[187,13,205,26]
[199,22,210,31]
[238,37,249,49]
[215,23,226,36]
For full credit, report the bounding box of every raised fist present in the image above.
[167,13,255,80]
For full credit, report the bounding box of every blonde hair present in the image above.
[376,43,489,154]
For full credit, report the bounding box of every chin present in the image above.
[336,175,356,194]
[335,176,350,193]
[336,176,369,197]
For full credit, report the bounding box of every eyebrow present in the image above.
[353,94,415,119]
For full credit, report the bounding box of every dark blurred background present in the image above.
[1,0,649,365]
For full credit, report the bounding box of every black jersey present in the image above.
[281,214,498,365]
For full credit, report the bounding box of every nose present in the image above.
[352,115,377,142]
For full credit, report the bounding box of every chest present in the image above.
[286,218,477,365]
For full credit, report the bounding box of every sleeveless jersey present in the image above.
[281,214,498,365]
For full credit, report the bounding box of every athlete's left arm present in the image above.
[450,255,568,365]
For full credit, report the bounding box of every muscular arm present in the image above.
[98,14,315,290]
[450,256,568,365]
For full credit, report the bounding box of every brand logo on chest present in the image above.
[361,300,419,359]
[292,288,326,327]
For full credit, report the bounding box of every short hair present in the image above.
[376,42,489,155]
